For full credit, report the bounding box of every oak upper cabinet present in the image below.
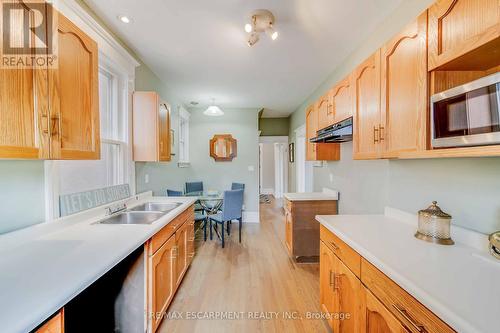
[305,104,340,161]
[333,254,362,333]
[362,288,409,333]
[133,91,171,162]
[0,5,99,160]
[428,0,500,71]
[149,236,175,333]
[331,76,352,123]
[317,93,332,130]
[380,12,428,158]
[352,50,382,160]
[49,11,100,160]
[319,241,336,329]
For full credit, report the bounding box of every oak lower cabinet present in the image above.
[428,0,500,71]
[284,198,337,261]
[36,309,64,333]
[320,226,455,333]
[352,50,382,160]
[305,105,340,161]
[147,205,195,332]
[133,92,171,162]
[0,4,100,160]
[380,12,428,158]
[363,288,409,333]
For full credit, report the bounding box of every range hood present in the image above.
[310,117,353,143]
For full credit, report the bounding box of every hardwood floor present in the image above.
[159,197,329,333]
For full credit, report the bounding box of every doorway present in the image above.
[259,136,289,199]
[295,125,313,193]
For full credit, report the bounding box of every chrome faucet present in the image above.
[105,203,127,216]
[489,231,500,260]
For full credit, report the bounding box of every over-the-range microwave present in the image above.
[431,72,500,148]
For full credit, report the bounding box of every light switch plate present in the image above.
[145,174,149,184]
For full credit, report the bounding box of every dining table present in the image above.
[185,190,224,239]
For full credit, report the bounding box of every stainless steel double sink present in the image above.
[96,202,182,225]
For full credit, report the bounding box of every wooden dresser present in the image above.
[283,193,338,262]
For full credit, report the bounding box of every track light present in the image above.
[266,26,278,40]
[247,32,259,47]
[244,10,278,46]
[244,23,253,33]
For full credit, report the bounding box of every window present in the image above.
[47,64,132,219]
[178,107,190,165]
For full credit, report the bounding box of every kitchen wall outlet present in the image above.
[248,165,255,172]
[145,174,149,184]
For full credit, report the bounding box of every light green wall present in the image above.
[136,108,260,213]
[259,117,289,136]
[288,0,500,234]
[0,161,46,234]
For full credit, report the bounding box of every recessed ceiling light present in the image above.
[118,15,131,24]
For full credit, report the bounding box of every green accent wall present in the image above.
[259,117,289,136]
[287,0,500,234]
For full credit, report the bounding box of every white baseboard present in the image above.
[260,188,274,195]
[243,211,259,223]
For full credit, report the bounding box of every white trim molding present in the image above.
[243,211,260,223]
[259,136,289,143]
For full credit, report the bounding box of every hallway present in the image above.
[161,198,328,333]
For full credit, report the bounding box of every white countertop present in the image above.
[0,192,196,333]
[284,190,338,201]
[316,210,500,333]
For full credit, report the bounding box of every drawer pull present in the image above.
[329,241,339,250]
[188,253,195,258]
[188,237,195,242]
[392,304,425,333]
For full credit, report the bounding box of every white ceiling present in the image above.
[85,0,402,117]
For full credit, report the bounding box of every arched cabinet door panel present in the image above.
[49,11,100,160]
[363,288,409,333]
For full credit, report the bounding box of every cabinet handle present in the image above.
[392,304,425,333]
[41,114,49,134]
[379,125,385,141]
[334,273,342,290]
[160,141,164,153]
[50,115,60,138]
[172,246,178,259]
[188,237,195,242]
[373,126,379,143]
[327,104,333,115]
[188,253,195,258]
[329,241,339,251]
[329,270,334,287]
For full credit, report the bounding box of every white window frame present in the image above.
[178,107,190,166]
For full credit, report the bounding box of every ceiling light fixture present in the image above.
[204,99,224,116]
[244,9,278,46]
[118,15,131,24]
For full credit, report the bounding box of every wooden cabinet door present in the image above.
[381,12,427,158]
[428,0,500,70]
[332,76,352,123]
[150,236,175,333]
[0,1,49,159]
[49,12,100,160]
[363,288,409,333]
[175,221,188,286]
[158,103,171,161]
[305,105,317,161]
[353,50,382,160]
[36,309,64,333]
[333,255,363,333]
[319,241,335,330]
[317,94,331,130]
[187,217,195,264]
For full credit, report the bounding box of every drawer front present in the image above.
[320,225,360,277]
[361,259,455,333]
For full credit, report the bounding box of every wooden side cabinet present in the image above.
[133,92,171,162]
[0,5,100,160]
[428,0,500,71]
[380,12,428,158]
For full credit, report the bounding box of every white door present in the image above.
[295,125,313,193]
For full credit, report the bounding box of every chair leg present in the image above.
[203,219,207,241]
[227,220,231,236]
[221,222,225,248]
[210,219,213,240]
[239,218,242,243]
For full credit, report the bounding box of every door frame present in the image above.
[295,125,313,192]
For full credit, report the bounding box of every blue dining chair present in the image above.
[166,189,183,197]
[231,182,245,191]
[185,181,203,194]
[208,189,244,248]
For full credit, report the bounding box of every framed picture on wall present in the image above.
[289,142,294,163]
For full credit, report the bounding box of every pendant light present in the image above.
[204,99,224,116]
